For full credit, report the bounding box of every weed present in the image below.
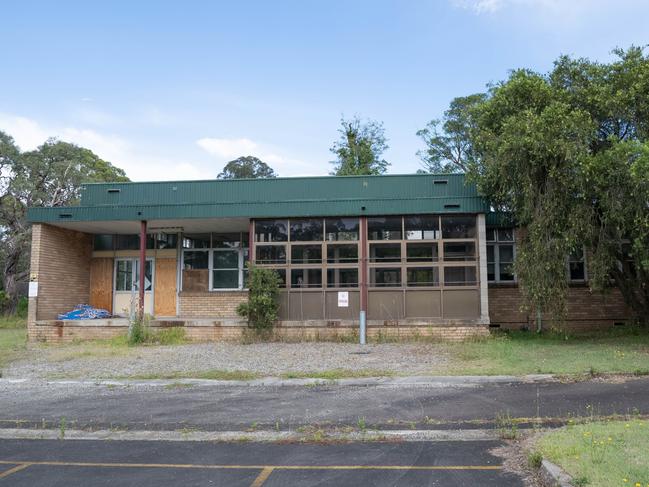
[527,451,543,469]
[495,411,518,440]
[59,417,66,440]
[357,417,367,433]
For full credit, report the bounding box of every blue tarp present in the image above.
[58,304,111,320]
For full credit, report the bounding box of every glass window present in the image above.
[255,220,288,242]
[326,244,358,263]
[486,228,496,242]
[290,219,323,241]
[405,216,440,240]
[487,245,496,281]
[370,268,401,287]
[443,266,477,286]
[368,217,402,240]
[325,218,359,241]
[443,242,476,261]
[156,233,178,249]
[569,250,585,281]
[274,269,287,288]
[183,251,209,269]
[498,228,514,242]
[256,245,287,264]
[94,234,114,251]
[370,243,401,262]
[115,260,133,291]
[134,260,153,291]
[441,216,476,239]
[326,268,358,288]
[498,244,515,282]
[406,243,439,262]
[183,234,211,249]
[115,234,140,250]
[407,267,439,287]
[213,233,242,248]
[213,250,239,269]
[213,270,239,289]
[290,268,322,288]
[291,244,322,264]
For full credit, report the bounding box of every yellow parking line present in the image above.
[0,463,31,479]
[0,460,501,471]
[250,467,274,487]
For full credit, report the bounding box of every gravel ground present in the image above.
[4,342,450,379]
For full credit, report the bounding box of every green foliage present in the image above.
[237,266,280,331]
[217,155,277,179]
[0,132,129,312]
[417,93,486,174]
[128,315,150,345]
[330,115,389,175]
[148,327,187,345]
[442,46,649,325]
[15,297,28,318]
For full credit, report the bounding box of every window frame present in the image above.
[113,257,155,293]
[486,228,516,283]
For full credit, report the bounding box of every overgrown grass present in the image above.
[280,369,396,380]
[0,314,26,329]
[535,418,649,486]
[0,314,27,371]
[126,369,261,381]
[432,328,649,376]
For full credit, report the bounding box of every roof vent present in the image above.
[444,204,461,209]
[433,180,448,185]
[58,213,73,219]
[107,188,121,193]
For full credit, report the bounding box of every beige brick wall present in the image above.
[488,284,631,330]
[179,292,248,318]
[28,224,93,341]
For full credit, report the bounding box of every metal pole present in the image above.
[359,216,368,345]
[139,220,147,319]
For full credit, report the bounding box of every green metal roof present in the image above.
[27,173,490,224]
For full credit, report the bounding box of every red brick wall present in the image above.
[488,284,631,330]
[28,224,93,340]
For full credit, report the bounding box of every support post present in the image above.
[139,220,147,319]
[359,216,368,345]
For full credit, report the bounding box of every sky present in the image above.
[1,0,648,181]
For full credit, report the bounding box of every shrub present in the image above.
[128,314,151,345]
[237,266,280,331]
[16,297,28,318]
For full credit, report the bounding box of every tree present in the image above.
[0,133,129,312]
[217,156,277,179]
[465,47,649,326]
[330,116,389,175]
[417,94,486,174]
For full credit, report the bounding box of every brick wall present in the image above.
[178,292,248,317]
[28,224,93,340]
[488,284,631,331]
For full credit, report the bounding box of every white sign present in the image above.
[28,282,38,297]
[337,291,349,307]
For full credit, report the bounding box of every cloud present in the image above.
[0,113,203,182]
[451,0,591,15]
[196,136,323,176]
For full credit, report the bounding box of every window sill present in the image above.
[179,290,248,296]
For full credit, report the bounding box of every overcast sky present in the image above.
[2,0,648,181]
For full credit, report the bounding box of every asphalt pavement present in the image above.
[0,438,523,486]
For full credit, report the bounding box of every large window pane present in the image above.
[499,263,515,281]
[326,244,358,263]
[443,242,476,261]
[406,243,439,262]
[326,268,358,288]
[368,217,402,240]
[115,260,133,291]
[441,216,476,239]
[213,270,239,289]
[94,234,114,251]
[290,269,322,288]
[405,216,440,240]
[115,234,140,250]
[213,233,242,248]
[369,243,401,262]
[497,228,514,242]
[487,263,496,282]
[183,234,211,249]
[325,218,359,241]
[134,260,153,291]
[443,266,477,286]
[213,250,239,269]
[156,233,178,249]
[499,244,514,263]
[569,250,585,281]
[183,251,209,269]
[291,244,322,264]
[255,220,288,242]
[406,267,439,287]
[370,268,401,287]
[290,219,323,241]
[255,245,287,264]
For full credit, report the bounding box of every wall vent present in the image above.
[444,203,461,209]
[58,213,73,219]
[107,188,121,193]
[433,180,448,185]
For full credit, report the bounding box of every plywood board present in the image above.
[89,258,113,313]
[155,258,177,316]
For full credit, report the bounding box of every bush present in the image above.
[237,266,280,331]
[16,297,28,318]
[128,314,151,345]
